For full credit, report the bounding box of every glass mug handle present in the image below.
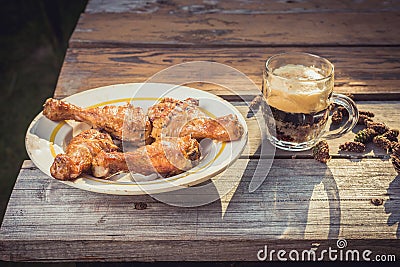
[323,93,359,139]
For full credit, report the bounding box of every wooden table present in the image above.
[1,0,400,262]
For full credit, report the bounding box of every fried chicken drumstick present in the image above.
[50,129,119,180]
[92,135,200,178]
[148,97,244,142]
[43,98,152,146]
[180,114,244,142]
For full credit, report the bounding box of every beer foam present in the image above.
[273,64,324,81]
[266,64,333,113]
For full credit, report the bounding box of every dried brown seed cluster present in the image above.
[332,110,343,124]
[373,135,393,151]
[371,198,384,206]
[348,115,398,153]
[357,110,375,125]
[366,121,390,135]
[134,202,148,210]
[331,106,348,124]
[382,129,399,142]
[358,114,373,125]
[312,140,331,163]
[359,110,375,118]
[354,128,377,144]
[339,141,366,153]
[371,129,399,152]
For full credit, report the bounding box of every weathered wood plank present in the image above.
[55,47,400,99]
[85,0,400,14]
[0,158,398,261]
[1,239,398,262]
[70,12,400,47]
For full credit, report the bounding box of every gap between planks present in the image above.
[85,0,400,15]
[70,12,400,47]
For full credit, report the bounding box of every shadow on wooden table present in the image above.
[385,175,400,238]
[220,158,341,240]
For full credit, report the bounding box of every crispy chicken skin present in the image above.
[92,135,200,178]
[147,97,244,141]
[147,97,201,140]
[43,98,152,145]
[180,114,244,142]
[50,129,119,180]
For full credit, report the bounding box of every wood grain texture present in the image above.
[70,12,400,47]
[0,158,399,261]
[85,0,400,14]
[55,47,400,99]
[2,239,399,262]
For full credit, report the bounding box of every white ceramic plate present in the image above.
[25,83,248,195]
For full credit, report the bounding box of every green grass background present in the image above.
[0,1,86,266]
[0,0,87,225]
